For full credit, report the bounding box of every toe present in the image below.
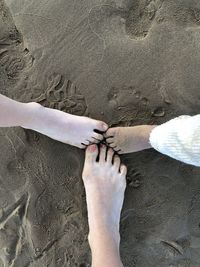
[79,143,86,149]
[91,138,101,144]
[106,136,114,144]
[93,132,104,141]
[85,144,98,162]
[113,155,121,170]
[81,142,88,146]
[104,128,115,138]
[107,148,115,164]
[99,144,107,163]
[83,140,90,146]
[109,142,117,149]
[94,121,108,133]
[120,164,127,176]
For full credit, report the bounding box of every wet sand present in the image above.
[1,0,200,266]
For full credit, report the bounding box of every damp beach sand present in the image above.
[0,0,200,266]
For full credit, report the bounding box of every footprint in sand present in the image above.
[158,0,200,29]
[124,0,164,39]
[88,1,164,41]
[107,85,149,114]
[89,1,200,42]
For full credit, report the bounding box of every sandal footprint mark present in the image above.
[31,73,88,116]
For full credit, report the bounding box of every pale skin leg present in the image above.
[82,144,127,267]
[0,94,108,148]
[104,125,157,154]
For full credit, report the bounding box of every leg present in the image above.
[0,94,108,148]
[23,103,108,148]
[82,144,127,267]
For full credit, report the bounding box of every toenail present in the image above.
[88,144,97,152]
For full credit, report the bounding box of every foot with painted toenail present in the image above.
[82,144,127,267]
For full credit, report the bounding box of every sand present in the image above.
[0,0,200,266]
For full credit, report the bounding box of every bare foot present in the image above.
[82,144,127,237]
[23,103,108,148]
[104,125,157,154]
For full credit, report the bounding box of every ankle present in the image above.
[88,225,120,247]
[135,125,157,150]
[87,207,120,231]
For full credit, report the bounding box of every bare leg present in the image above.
[23,103,108,148]
[82,144,127,267]
[0,94,108,148]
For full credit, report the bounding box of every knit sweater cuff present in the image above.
[149,115,200,167]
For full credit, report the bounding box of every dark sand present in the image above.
[1,0,200,266]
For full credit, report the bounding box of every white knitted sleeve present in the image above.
[149,115,200,167]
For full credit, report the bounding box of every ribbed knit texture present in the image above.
[149,115,200,167]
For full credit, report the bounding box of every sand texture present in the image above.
[1,0,200,266]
